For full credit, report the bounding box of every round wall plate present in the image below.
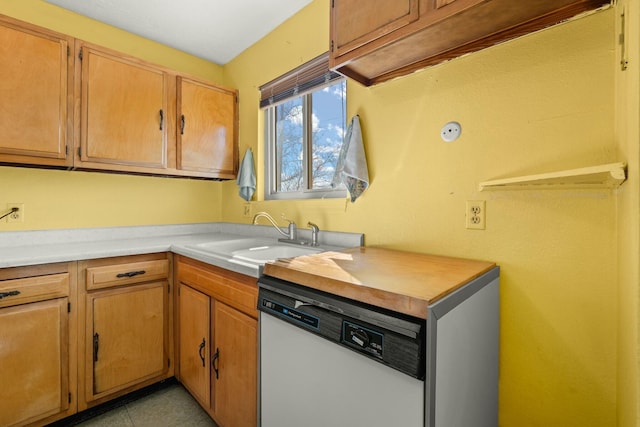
[441,121,462,142]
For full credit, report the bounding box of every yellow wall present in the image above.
[0,0,226,230]
[616,0,640,424]
[223,1,622,425]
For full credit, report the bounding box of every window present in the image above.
[261,53,347,200]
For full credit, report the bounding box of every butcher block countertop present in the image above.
[262,246,497,319]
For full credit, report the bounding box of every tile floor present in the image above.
[60,382,217,427]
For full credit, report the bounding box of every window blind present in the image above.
[259,52,343,108]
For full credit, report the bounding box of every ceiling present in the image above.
[44,0,313,64]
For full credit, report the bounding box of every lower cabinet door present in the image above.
[0,298,70,427]
[87,281,167,399]
[178,284,211,406]
[212,301,258,427]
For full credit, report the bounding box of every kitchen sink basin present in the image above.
[183,238,323,266]
[187,238,274,255]
[232,245,322,264]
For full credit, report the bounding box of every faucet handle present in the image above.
[281,213,295,224]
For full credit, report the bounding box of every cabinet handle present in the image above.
[159,109,164,131]
[93,333,100,362]
[212,347,220,379]
[180,115,185,135]
[116,270,146,278]
[0,290,20,300]
[198,338,206,367]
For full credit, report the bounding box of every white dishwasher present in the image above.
[257,267,500,427]
[258,276,425,427]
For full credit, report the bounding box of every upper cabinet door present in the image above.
[0,17,73,167]
[331,0,419,59]
[77,43,168,172]
[177,77,238,179]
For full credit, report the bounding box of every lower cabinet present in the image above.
[0,262,77,427]
[0,251,257,425]
[175,255,258,427]
[78,253,173,410]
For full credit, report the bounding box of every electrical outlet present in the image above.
[465,200,485,230]
[7,203,24,223]
[243,203,252,218]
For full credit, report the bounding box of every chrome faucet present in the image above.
[252,212,297,240]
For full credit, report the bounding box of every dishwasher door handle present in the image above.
[294,299,344,314]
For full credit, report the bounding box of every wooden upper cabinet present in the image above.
[0,16,73,167]
[0,15,239,179]
[177,77,238,179]
[331,0,419,58]
[75,42,169,172]
[330,0,611,86]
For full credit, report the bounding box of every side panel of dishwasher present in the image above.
[426,267,500,427]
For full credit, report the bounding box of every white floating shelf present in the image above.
[479,162,627,191]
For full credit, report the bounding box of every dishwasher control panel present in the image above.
[342,321,384,359]
[261,298,320,329]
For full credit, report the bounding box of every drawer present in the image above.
[0,273,69,308]
[86,259,169,290]
[177,257,258,318]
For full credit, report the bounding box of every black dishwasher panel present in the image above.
[258,275,425,380]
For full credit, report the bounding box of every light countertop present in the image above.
[0,222,364,278]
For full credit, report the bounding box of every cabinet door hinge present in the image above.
[67,302,71,313]
[331,0,334,8]
[78,147,82,158]
[65,145,68,156]
[168,284,170,294]
[331,40,334,53]
[69,393,72,403]
[67,45,70,57]
[78,48,83,61]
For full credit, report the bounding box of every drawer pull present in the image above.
[116,270,146,279]
[0,290,20,300]
[198,338,206,367]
